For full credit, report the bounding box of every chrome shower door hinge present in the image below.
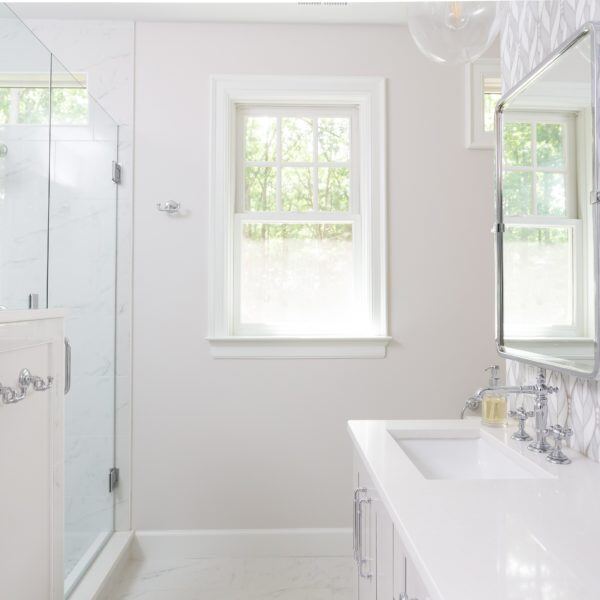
[112,161,122,185]
[109,467,120,493]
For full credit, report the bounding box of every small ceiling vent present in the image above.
[298,2,349,6]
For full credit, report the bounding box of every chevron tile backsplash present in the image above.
[501,0,600,461]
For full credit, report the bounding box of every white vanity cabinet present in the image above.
[0,311,65,600]
[354,453,431,600]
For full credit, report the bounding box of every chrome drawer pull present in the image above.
[353,487,366,563]
[64,337,71,395]
[357,496,372,579]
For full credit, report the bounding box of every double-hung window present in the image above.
[502,111,588,338]
[209,76,388,358]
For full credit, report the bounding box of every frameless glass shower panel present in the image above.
[46,56,118,592]
[0,5,51,309]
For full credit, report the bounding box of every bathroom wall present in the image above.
[133,22,498,530]
[18,17,135,549]
[501,0,600,462]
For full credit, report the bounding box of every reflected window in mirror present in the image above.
[502,110,592,339]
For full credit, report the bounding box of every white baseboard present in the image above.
[69,531,134,600]
[132,528,353,560]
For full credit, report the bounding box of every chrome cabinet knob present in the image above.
[509,406,534,441]
[544,424,573,465]
[156,200,181,214]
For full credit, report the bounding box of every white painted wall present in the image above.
[133,22,497,529]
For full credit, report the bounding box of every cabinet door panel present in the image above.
[406,555,432,600]
[376,501,393,600]
[354,454,376,600]
[393,527,407,600]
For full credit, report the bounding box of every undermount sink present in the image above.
[391,430,553,480]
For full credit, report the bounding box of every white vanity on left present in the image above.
[349,419,600,600]
[0,310,65,599]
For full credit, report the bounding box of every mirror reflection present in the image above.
[498,30,596,374]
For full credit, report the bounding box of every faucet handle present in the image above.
[544,424,573,465]
[509,406,534,441]
[484,365,500,387]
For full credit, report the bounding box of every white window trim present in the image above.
[207,75,389,358]
[466,58,500,149]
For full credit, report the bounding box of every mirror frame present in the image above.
[495,22,600,378]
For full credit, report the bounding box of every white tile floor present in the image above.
[108,556,354,600]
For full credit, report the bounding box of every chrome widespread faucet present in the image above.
[462,367,558,454]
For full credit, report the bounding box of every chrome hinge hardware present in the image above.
[590,190,600,204]
[492,222,506,234]
[112,161,122,185]
[109,467,120,493]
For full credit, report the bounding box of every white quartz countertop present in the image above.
[348,419,600,600]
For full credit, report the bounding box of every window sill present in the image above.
[207,336,392,359]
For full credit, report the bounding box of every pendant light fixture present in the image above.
[408,1,499,66]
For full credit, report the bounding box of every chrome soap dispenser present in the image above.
[481,365,507,427]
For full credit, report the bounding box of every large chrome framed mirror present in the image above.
[496,22,600,377]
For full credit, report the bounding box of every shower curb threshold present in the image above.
[68,531,134,600]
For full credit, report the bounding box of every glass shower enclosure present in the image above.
[0,6,119,596]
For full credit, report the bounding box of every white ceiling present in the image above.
[9,2,413,24]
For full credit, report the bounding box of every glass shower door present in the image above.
[46,56,119,595]
[0,4,51,309]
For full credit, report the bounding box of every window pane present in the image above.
[281,117,313,162]
[51,88,88,125]
[536,123,564,168]
[318,167,350,211]
[245,116,276,162]
[504,226,573,331]
[503,171,532,216]
[318,117,350,162]
[0,88,10,124]
[240,223,356,330]
[536,172,567,216]
[503,122,532,166]
[484,92,500,132]
[17,87,50,124]
[281,167,313,211]
[245,166,276,211]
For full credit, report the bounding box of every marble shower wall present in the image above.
[501,0,600,461]
[20,17,135,556]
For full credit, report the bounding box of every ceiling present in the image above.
[8,2,412,24]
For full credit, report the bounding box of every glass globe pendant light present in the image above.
[408,2,499,65]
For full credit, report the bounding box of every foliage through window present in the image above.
[235,107,363,335]
[0,73,88,126]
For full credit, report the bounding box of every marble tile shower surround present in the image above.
[501,0,600,461]
[4,17,135,571]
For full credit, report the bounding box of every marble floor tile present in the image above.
[108,557,353,600]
